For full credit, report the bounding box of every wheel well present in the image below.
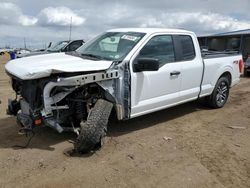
[219,72,232,86]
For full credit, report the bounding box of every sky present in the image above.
[1,0,250,49]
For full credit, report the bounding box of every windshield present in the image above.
[47,41,69,52]
[76,32,146,61]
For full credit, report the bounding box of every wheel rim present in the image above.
[216,81,228,105]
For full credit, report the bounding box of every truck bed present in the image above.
[202,50,240,59]
[199,52,242,98]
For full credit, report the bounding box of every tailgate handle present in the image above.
[170,71,181,76]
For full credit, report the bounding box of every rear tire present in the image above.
[207,77,230,108]
[74,99,113,153]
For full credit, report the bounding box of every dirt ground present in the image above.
[0,59,250,188]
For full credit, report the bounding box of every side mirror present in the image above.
[133,58,160,72]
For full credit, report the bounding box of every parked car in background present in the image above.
[15,48,31,57]
[5,28,242,153]
[17,39,85,58]
[244,56,250,76]
[0,48,15,56]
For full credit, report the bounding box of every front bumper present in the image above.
[8,98,64,133]
[8,99,42,129]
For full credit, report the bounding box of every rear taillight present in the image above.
[239,59,244,73]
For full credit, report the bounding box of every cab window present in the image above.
[138,35,175,66]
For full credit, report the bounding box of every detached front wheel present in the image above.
[207,77,230,108]
[74,99,113,153]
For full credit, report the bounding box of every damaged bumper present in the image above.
[8,98,63,132]
[8,99,42,130]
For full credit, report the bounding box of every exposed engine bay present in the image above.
[7,69,122,133]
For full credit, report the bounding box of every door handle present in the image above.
[170,71,181,76]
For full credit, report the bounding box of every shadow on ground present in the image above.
[108,100,210,137]
[0,101,210,151]
[0,116,75,151]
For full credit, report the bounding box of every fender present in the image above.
[213,65,233,87]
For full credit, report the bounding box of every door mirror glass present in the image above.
[134,58,160,72]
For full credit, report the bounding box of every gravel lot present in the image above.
[0,59,250,188]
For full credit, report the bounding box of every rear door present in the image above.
[130,34,182,117]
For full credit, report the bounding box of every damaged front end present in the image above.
[7,78,45,130]
[6,63,129,134]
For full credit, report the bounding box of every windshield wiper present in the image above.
[81,53,105,60]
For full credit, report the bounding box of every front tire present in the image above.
[207,77,230,108]
[74,99,113,153]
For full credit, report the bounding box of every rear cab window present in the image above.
[173,35,196,61]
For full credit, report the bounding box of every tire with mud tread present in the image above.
[207,77,230,108]
[74,99,113,153]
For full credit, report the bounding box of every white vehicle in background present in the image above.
[0,48,14,55]
[15,48,31,56]
[16,40,85,58]
[5,28,242,153]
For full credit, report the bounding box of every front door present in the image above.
[130,35,182,118]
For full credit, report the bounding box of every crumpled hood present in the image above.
[5,53,113,80]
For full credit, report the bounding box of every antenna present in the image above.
[69,17,72,41]
[24,37,26,49]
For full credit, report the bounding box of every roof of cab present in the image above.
[107,28,194,35]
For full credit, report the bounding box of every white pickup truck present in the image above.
[5,28,242,153]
